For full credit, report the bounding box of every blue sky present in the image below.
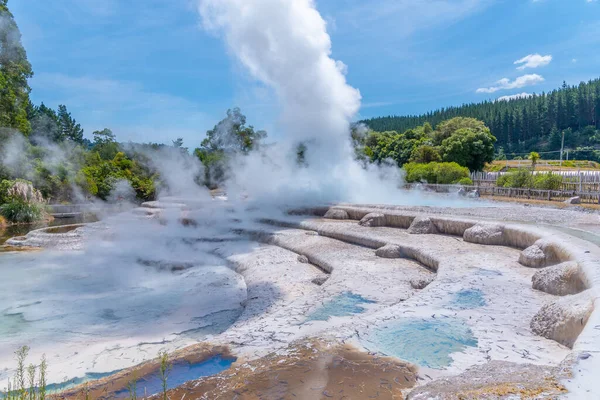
[10,0,600,146]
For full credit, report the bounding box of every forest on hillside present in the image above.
[362,79,600,159]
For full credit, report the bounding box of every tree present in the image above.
[29,103,60,143]
[528,151,540,173]
[409,145,441,163]
[423,122,433,135]
[496,147,507,160]
[432,117,491,146]
[0,1,33,134]
[92,128,119,160]
[440,127,497,171]
[57,105,84,144]
[200,107,266,154]
[195,108,266,188]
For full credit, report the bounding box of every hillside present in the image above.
[362,78,600,159]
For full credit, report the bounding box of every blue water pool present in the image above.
[47,370,121,393]
[115,355,235,398]
[372,319,478,369]
[451,289,486,309]
[305,292,376,322]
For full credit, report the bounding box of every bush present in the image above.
[435,162,470,184]
[409,145,441,164]
[457,177,473,186]
[0,200,45,223]
[404,162,437,183]
[496,169,532,188]
[404,162,470,184]
[533,172,563,190]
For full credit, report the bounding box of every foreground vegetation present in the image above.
[2,347,173,400]
[2,347,47,400]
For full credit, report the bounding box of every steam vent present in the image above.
[3,199,599,399]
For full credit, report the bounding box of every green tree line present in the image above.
[362,78,600,156]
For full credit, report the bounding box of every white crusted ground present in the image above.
[1,200,598,398]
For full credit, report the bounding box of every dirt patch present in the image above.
[167,340,418,400]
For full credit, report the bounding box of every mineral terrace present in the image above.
[2,198,599,399]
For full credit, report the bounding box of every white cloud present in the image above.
[514,53,552,70]
[497,92,533,101]
[476,74,544,93]
[572,58,578,63]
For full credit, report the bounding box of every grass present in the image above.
[2,347,173,400]
[158,351,171,400]
[2,347,47,400]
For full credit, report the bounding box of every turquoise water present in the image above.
[114,355,235,398]
[373,319,478,369]
[305,292,376,322]
[46,370,121,393]
[451,289,486,309]
[0,312,28,337]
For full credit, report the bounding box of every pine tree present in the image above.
[57,104,84,144]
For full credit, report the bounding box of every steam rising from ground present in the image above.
[199,0,409,205]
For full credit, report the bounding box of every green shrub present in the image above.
[404,162,469,184]
[496,169,533,188]
[404,162,437,183]
[533,172,563,190]
[435,162,470,184]
[0,200,45,223]
[457,177,473,185]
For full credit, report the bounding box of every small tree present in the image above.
[528,152,540,173]
[527,151,540,182]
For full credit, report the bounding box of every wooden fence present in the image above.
[471,170,600,193]
[407,183,600,204]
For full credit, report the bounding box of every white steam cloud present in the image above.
[197,0,414,205]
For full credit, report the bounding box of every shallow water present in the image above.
[305,292,375,322]
[0,215,97,250]
[451,289,486,309]
[0,211,247,384]
[372,318,478,369]
[114,355,236,398]
[46,370,121,393]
